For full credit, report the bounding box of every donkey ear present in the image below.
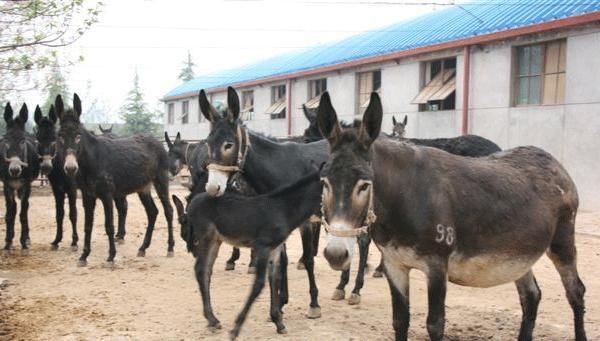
[4,102,13,124]
[171,195,185,219]
[392,116,397,126]
[34,105,43,125]
[403,115,407,126]
[317,92,341,144]
[19,103,28,123]
[175,132,182,143]
[199,90,218,122]
[54,95,64,118]
[48,105,57,124]
[359,92,383,146]
[164,132,173,148]
[302,104,315,122]
[73,93,82,118]
[226,87,240,122]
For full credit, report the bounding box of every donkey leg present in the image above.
[279,244,289,310]
[230,248,270,340]
[195,239,222,331]
[425,265,448,341]
[3,187,16,255]
[296,223,310,270]
[312,221,320,257]
[50,186,65,250]
[154,176,175,257]
[17,184,31,254]
[547,215,587,341]
[374,257,385,278]
[515,270,541,341]
[114,196,128,243]
[384,263,410,341]
[67,188,78,250]
[333,270,350,301]
[299,222,321,318]
[99,194,116,264]
[78,193,96,267]
[225,247,240,271]
[349,234,371,305]
[268,245,286,334]
[248,248,257,274]
[136,191,158,257]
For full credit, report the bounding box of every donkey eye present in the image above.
[358,182,370,193]
[224,142,234,150]
[75,135,81,144]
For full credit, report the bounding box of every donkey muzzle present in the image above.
[9,164,22,177]
[40,158,53,175]
[64,153,79,176]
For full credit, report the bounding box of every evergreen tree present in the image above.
[119,71,160,137]
[178,50,196,82]
[42,56,69,112]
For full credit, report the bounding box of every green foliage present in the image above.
[119,71,161,137]
[178,50,196,82]
[42,56,70,112]
[0,0,103,95]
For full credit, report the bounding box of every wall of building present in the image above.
[164,24,600,210]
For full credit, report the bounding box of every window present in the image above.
[515,40,566,106]
[167,103,174,124]
[357,70,381,114]
[412,58,456,112]
[241,90,254,121]
[266,85,286,120]
[181,101,189,124]
[305,78,327,109]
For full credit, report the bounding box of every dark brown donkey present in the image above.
[55,94,174,266]
[317,91,587,341]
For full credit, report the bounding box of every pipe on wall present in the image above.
[462,45,470,135]
[286,79,293,136]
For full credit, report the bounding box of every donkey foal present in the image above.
[173,169,322,340]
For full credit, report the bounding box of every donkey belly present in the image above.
[447,252,543,288]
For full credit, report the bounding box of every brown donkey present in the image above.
[316,91,586,341]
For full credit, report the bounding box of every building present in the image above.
[163,0,600,210]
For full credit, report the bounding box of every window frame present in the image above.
[356,70,381,115]
[181,100,189,124]
[269,84,287,120]
[416,57,457,112]
[241,90,255,121]
[167,103,174,124]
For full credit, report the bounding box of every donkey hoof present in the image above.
[50,244,59,251]
[208,322,222,332]
[296,261,305,270]
[247,266,257,274]
[137,250,146,257]
[20,249,29,256]
[2,249,10,257]
[331,289,345,301]
[70,245,78,252]
[277,326,287,334]
[306,306,322,319]
[225,262,235,271]
[104,261,115,269]
[116,238,125,245]
[166,251,175,258]
[348,293,361,305]
[77,259,88,267]
[26,239,31,246]
[372,270,384,278]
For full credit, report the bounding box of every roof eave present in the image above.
[162,11,600,102]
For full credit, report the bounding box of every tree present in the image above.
[178,50,196,82]
[119,71,160,137]
[42,55,70,112]
[0,0,102,94]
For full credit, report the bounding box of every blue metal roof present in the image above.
[165,0,600,99]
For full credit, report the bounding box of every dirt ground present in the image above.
[0,185,599,341]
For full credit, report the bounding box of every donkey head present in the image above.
[98,124,113,136]
[200,86,247,197]
[302,104,322,143]
[165,131,188,176]
[2,103,35,178]
[34,105,58,175]
[317,91,382,271]
[55,94,84,177]
[391,115,407,138]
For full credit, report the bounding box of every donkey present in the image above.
[54,94,174,266]
[199,87,327,319]
[172,167,322,339]
[317,91,587,341]
[390,115,407,138]
[1,103,40,255]
[98,124,114,136]
[165,131,256,272]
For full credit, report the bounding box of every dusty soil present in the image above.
[0,186,599,341]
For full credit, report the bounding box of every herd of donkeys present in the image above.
[0,88,587,341]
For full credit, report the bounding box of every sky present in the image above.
[36,0,446,122]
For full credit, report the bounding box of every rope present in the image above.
[205,125,251,174]
[320,183,377,238]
